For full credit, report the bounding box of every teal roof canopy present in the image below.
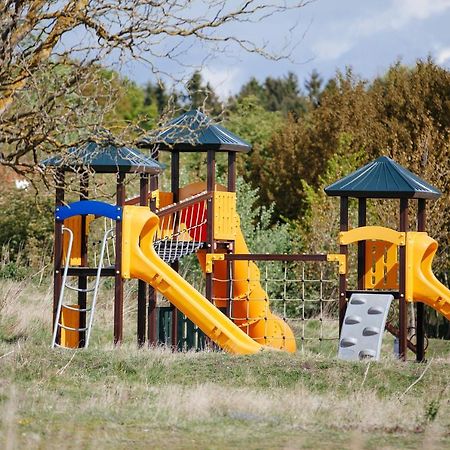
[325,156,441,200]
[41,141,164,174]
[139,109,251,153]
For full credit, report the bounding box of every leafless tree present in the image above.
[0,0,310,177]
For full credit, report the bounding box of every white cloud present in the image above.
[201,67,242,101]
[312,0,450,62]
[358,0,450,34]
[312,39,353,61]
[436,47,450,64]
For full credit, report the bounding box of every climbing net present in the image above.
[212,257,340,352]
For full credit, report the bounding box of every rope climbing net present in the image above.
[212,257,340,352]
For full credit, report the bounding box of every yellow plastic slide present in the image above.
[406,232,450,320]
[197,222,297,352]
[121,205,263,354]
[180,182,296,352]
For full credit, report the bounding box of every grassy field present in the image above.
[1,278,450,449]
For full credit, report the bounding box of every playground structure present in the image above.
[43,111,450,360]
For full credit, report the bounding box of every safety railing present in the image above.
[153,191,212,263]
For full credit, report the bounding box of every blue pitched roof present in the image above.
[139,110,251,153]
[325,156,441,200]
[41,141,165,174]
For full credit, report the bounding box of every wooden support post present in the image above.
[357,198,367,290]
[339,197,349,334]
[78,171,89,347]
[227,151,236,192]
[53,170,65,345]
[416,199,426,362]
[148,151,159,346]
[170,151,180,349]
[137,173,149,347]
[114,172,125,345]
[206,150,216,304]
[226,151,237,318]
[399,198,409,360]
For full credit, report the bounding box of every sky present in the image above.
[122,0,450,99]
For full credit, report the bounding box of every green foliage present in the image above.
[300,143,366,252]
[0,185,53,267]
[225,95,283,188]
[225,95,283,149]
[185,71,222,115]
[304,69,323,108]
[0,260,29,281]
[235,72,308,117]
[107,76,159,131]
[236,177,293,255]
[424,399,441,423]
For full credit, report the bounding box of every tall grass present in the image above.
[1,277,450,449]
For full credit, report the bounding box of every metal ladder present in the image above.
[51,226,113,349]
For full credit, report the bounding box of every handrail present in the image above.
[55,200,122,221]
[339,226,406,246]
[124,192,152,206]
[124,191,213,216]
[156,191,213,218]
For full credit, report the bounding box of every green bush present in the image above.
[0,186,53,267]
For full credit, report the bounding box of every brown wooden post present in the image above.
[227,152,236,192]
[148,151,159,345]
[114,172,125,345]
[399,198,409,360]
[416,198,426,362]
[226,151,236,318]
[170,151,180,349]
[53,170,65,344]
[206,150,216,303]
[357,198,367,290]
[78,171,89,347]
[339,196,349,334]
[137,173,149,347]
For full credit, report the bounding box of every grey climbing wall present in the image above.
[338,293,393,361]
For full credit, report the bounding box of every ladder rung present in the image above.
[62,305,92,313]
[58,324,88,332]
[64,284,96,293]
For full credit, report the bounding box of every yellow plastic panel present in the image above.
[151,190,173,209]
[63,216,82,266]
[340,226,405,246]
[327,253,347,274]
[60,305,80,348]
[62,215,94,266]
[213,191,237,240]
[364,241,399,289]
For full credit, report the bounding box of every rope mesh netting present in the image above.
[211,259,340,351]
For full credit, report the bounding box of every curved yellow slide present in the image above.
[406,232,450,320]
[197,221,297,352]
[121,205,263,354]
[180,182,296,352]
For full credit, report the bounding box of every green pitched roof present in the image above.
[139,109,251,153]
[325,156,441,200]
[41,141,164,174]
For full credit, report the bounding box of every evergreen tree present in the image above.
[304,69,323,107]
[186,71,222,115]
[234,72,307,116]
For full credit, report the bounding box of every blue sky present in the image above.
[124,0,450,98]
